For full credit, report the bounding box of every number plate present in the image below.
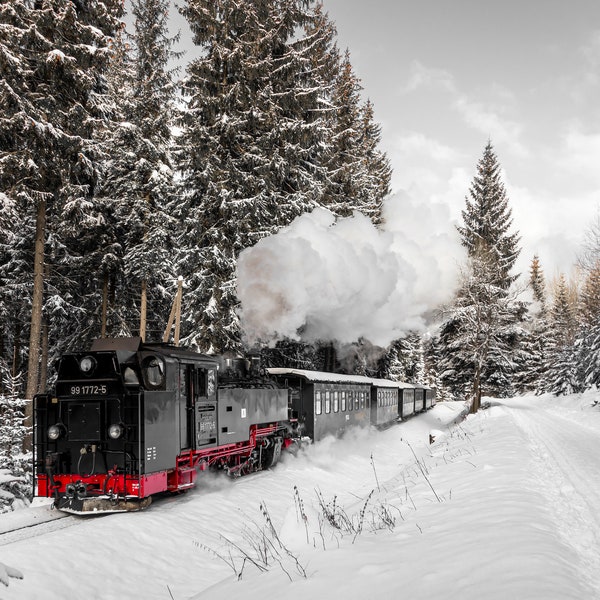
[56,382,113,397]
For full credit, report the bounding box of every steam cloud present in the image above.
[236,192,465,348]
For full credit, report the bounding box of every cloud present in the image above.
[559,126,600,183]
[399,60,528,158]
[453,96,528,157]
[399,60,456,95]
[392,132,459,163]
[579,30,600,88]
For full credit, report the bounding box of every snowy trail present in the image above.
[503,397,600,596]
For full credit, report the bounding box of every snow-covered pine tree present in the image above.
[423,335,454,402]
[323,50,368,216]
[436,142,524,409]
[544,274,579,395]
[0,363,30,512]
[321,47,391,224]
[356,99,392,225]
[0,0,124,436]
[572,263,600,391]
[514,255,550,393]
[579,261,600,326]
[0,192,32,377]
[456,142,520,288]
[378,333,425,383]
[97,0,180,342]
[175,0,333,353]
[530,254,547,314]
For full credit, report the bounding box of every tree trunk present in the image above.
[471,366,482,413]
[39,316,49,394]
[24,197,46,451]
[101,272,108,338]
[140,279,147,342]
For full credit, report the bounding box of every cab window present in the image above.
[142,356,165,389]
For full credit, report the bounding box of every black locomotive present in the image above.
[33,338,435,514]
[34,337,291,514]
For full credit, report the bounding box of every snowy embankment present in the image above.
[2,393,600,600]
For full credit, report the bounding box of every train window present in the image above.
[360,392,365,409]
[142,356,165,389]
[333,391,339,413]
[207,370,216,396]
[341,391,347,412]
[197,370,207,396]
[315,391,322,415]
[123,367,139,385]
[325,391,331,414]
[354,392,359,410]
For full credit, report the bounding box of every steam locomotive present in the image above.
[33,337,435,514]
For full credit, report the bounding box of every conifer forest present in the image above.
[1,0,600,510]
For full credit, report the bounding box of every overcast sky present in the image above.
[321,0,600,278]
[160,0,600,277]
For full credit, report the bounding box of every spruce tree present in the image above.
[0,0,124,443]
[378,333,425,383]
[514,255,550,393]
[176,0,333,352]
[436,142,523,409]
[579,261,600,326]
[97,0,179,342]
[357,99,392,224]
[456,142,520,288]
[321,49,391,224]
[545,274,579,395]
[0,363,30,511]
[530,254,547,315]
[571,264,600,391]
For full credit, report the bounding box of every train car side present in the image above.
[268,369,372,442]
[370,379,400,428]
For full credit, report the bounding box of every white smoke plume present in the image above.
[236,191,465,348]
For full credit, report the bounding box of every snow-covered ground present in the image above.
[2,392,600,600]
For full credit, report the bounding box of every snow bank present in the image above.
[4,394,600,600]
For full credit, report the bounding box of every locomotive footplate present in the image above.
[56,494,152,515]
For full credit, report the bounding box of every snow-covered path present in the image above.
[2,394,600,600]
[505,397,600,595]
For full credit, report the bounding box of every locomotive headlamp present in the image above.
[47,423,66,440]
[108,423,124,440]
[79,355,96,375]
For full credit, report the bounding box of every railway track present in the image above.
[0,502,77,547]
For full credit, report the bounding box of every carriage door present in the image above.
[179,364,196,451]
[195,367,217,449]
